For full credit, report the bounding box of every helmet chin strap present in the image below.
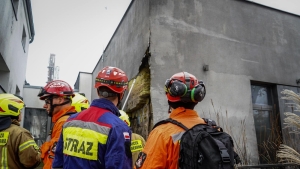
[48,97,71,117]
[116,94,121,108]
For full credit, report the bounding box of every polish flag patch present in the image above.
[123,132,130,140]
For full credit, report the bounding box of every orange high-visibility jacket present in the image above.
[135,107,206,169]
[40,106,76,169]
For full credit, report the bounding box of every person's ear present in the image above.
[58,96,65,103]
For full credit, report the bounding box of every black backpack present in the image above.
[153,118,235,169]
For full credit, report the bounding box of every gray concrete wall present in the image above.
[148,0,300,163]
[0,0,33,95]
[87,0,300,163]
[91,0,150,100]
[78,72,92,102]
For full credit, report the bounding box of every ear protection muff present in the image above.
[165,73,206,102]
[165,80,188,97]
[190,81,206,102]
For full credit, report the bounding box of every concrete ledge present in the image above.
[237,163,299,168]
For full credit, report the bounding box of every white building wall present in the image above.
[0,0,33,96]
[23,86,45,108]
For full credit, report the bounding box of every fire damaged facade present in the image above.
[73,0,300,164]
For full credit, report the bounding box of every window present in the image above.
[23,108,49,146]
[251,84,281,164]
[21,26,27,52]
[11,0,19,20]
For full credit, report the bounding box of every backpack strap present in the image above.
[152,118,189,131]
[213,139,231,163]
[202,119,230,163]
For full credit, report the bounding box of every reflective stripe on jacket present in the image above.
[135,107,206,169]
[40,106,76,169]
[0,119,41,169]
[131,133,145,169]
[52,98,132,169]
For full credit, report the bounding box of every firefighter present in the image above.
[134,72,206,169]
[37,80,77,169]
[71,93,90,112]
[0,93,41,168]
[119,110,146,168]
[52,66,132,169]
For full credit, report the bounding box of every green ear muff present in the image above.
[191,88,196,102]
[192,84,206,102]
[181,84,188,96]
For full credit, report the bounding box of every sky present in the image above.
[26,0,131,87]
[248,0,300,16]
[26,0,300,87]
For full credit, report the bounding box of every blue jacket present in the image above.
[52,98,132,169]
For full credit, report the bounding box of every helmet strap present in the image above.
[117,94,121,107]
[48,96,54,117]
[117,92,125,107]
[48,96,71,117]
[10,115,19,120]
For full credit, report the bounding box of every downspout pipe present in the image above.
[25,0,35,43]
[121,79,136,111]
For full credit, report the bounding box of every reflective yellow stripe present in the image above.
[19,140,38,152]
[63,127,108,160]
[0,132,9,146]
[131,140,143,152]
[1,147,8,169]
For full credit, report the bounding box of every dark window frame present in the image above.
[23,107,50,146]
[251,82,282,164]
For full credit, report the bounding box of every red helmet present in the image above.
[95,66,128,94]
[38,80,75,100]
[165,72,205,102]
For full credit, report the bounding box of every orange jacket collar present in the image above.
[52,106,76,123]
[169,107,200,119]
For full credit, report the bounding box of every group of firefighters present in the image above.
[0,66,209,169]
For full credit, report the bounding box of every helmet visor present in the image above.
[38,87,47,97]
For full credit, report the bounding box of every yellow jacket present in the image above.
[0,119,41,169]
[131,133,146,168]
